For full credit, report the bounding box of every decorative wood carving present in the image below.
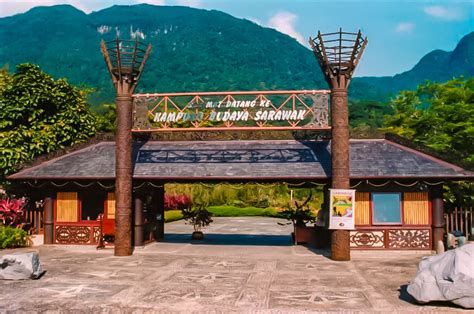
[387,229,430,249]
[350,231,384,248]
[55,225,91,244]
[350,229,431,249]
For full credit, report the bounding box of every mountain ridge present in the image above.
[0,4,472,106]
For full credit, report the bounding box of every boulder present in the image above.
[0,252,44,280]
[407,243,474,308]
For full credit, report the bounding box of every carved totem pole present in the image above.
[101,38,152,256]
[310,29,368,261]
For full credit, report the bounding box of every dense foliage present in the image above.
[0,198,26,227]
[384,78,473,167]
[383,78,474,207]
[0,64,97,182]
[165,183,323,211]
[0,226,29,249]
[164,194,192,211]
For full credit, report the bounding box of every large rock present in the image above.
[0,252,44,280]
[407,243,474,308]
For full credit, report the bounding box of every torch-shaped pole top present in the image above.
[309,28,367,89]
[101,37,152,95]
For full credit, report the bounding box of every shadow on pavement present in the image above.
[163,233,293,246]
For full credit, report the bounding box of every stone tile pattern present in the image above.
[0,218,461,312]
[11,139,470,179]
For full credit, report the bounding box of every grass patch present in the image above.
[165,206,283,223]
[165,210,183,223]
[207,205,281,217]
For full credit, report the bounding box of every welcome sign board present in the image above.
[132,90,330,132]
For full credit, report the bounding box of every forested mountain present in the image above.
[0,4,326,107]
[0,4,472,108]
[351,31,474,100]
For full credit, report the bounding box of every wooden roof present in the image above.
[8,139,473,182]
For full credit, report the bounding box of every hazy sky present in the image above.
[0,0,472,76]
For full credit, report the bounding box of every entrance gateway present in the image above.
[8,30,474,260]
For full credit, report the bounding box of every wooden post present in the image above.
[115,94,134,256]
[43,194,54,244]
[430,185,445,249]
[133,193,144,247]
[329,87,351,261]
[309,29,367,261]
[101,39,152,256]
[156,185,165,241]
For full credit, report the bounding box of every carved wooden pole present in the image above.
[330,86,351,261]
[101,38,152,256]
[310,29,367,261]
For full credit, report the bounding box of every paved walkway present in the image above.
[0,217,463,313]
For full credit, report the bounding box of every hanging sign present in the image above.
[132,90,330,132]
[329,189,355,230]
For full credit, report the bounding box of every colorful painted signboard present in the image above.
[329,189,355,230]
[132,90,330,132]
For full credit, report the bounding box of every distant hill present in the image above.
[0,4,472,107]
[0,4,327,107]
[350,32,474,100]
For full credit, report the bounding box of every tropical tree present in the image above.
[0,64,97,183]
[383,77,474,206]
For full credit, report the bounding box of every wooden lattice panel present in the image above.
[387,229,431,249]
[403,192,429,225]
[355,192,370,225]
[55,225,91,244]
[56,192,78,222]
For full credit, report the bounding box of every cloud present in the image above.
[395,22,415,33]
[424,5,464,21]
[135,0,166,5]
[247,17,262,26]
[176,0,202,8]
[0,0,101,17]
[268,11,304,45]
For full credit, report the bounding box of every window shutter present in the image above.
[403,192,429,225]
[355,192,370,225]
[56,192,78,222]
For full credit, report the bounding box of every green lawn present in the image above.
[165,206,282,223]
[207,205,280,217]
[164,210,183,222]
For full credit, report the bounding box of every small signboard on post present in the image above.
[329,189,356,230]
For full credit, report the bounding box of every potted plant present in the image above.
[181,203,213,240]
[280,192,316,244]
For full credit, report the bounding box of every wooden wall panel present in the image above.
[355,192,370,225]
[403,192,429,225]
[107,192,116,219]
[56,192,78,222]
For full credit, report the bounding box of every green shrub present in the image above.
[0,226,29,249]
[164,210,183,223]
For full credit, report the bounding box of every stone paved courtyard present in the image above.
[0,217,464,313]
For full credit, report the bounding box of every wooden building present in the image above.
[8,135,473,250]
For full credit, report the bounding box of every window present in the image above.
[80,190,105,221]
[372,193,401,224]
